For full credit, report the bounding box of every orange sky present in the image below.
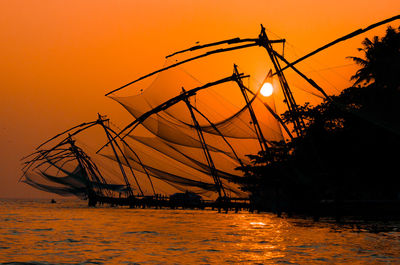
[0,0,399,198]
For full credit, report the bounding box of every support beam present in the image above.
[97,116,139,197]
[258,25,306,137]
[105,124,157,196]
[233,65,269,152]
[275,14,400,75]
[182,88,225,198]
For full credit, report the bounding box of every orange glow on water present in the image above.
[1,200,400,263]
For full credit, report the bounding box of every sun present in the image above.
[260,82,273,97]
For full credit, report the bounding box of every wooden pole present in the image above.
[105,125,157,196]
[97,116,137,197]
[259,25,306,137]
[182,88,226,199]
[189,104,245,168]
[275,14,400,75]
[106,44,256,96]
[98,74,248,153]
[233,64,269,152]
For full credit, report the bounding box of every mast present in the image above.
[233,64,269,151]
[182,88,226,198]
[103,121,157,196]
[258,25,306,137]
[98,73,248,152]
[66,136,98,205]
[189,104,245,168]
[96,114,140,197]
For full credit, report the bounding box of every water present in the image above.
[1,199,399,264]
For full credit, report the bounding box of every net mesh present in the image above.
[21,141,132,198]
[22,62,285,200]
[107,64,285,199]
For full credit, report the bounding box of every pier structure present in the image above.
[91,194,251,213]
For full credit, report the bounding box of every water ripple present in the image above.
[0,199,399,264]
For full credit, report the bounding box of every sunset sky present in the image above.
[1,0,399,198]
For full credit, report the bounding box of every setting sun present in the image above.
[260,82,273,97]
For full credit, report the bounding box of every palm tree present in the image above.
[349,26,400,90]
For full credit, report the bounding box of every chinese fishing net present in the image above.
[105,61,286,199]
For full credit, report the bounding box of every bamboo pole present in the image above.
[166,37,260,58]
[98,74,248,153]
[233,64,268,152]
[97,117,138,197]
[182,88,225,198]
[275,14,400,75]
[259,25,306,137]
[241,83,294,140]
[189,103,245,169]
[105,124,156,196]
[36,121,97,149]
[105,44,256,96]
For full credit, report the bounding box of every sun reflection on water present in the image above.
[0,199,400,264]
[250,221,266,226]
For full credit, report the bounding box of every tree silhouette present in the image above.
[349,26,400,90]
[236,26,400,217]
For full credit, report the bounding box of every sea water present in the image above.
[0,199,399,264]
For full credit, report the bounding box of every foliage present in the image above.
[348,26,400,89]
[237,26,400,213]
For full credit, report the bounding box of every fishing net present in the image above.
[111,65,283,141]
[106,63,286,198]
[21,141,131,198]
[22,61,286,200]
[99,138,247,199]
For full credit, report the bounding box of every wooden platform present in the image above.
[89,195,252,213]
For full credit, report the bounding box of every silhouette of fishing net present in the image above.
[77,139,192,197]
[99,134,247,199]
[111,64,283,140]
[21,143,130,198]
[106,62,286,198]
[22,61,286,199]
